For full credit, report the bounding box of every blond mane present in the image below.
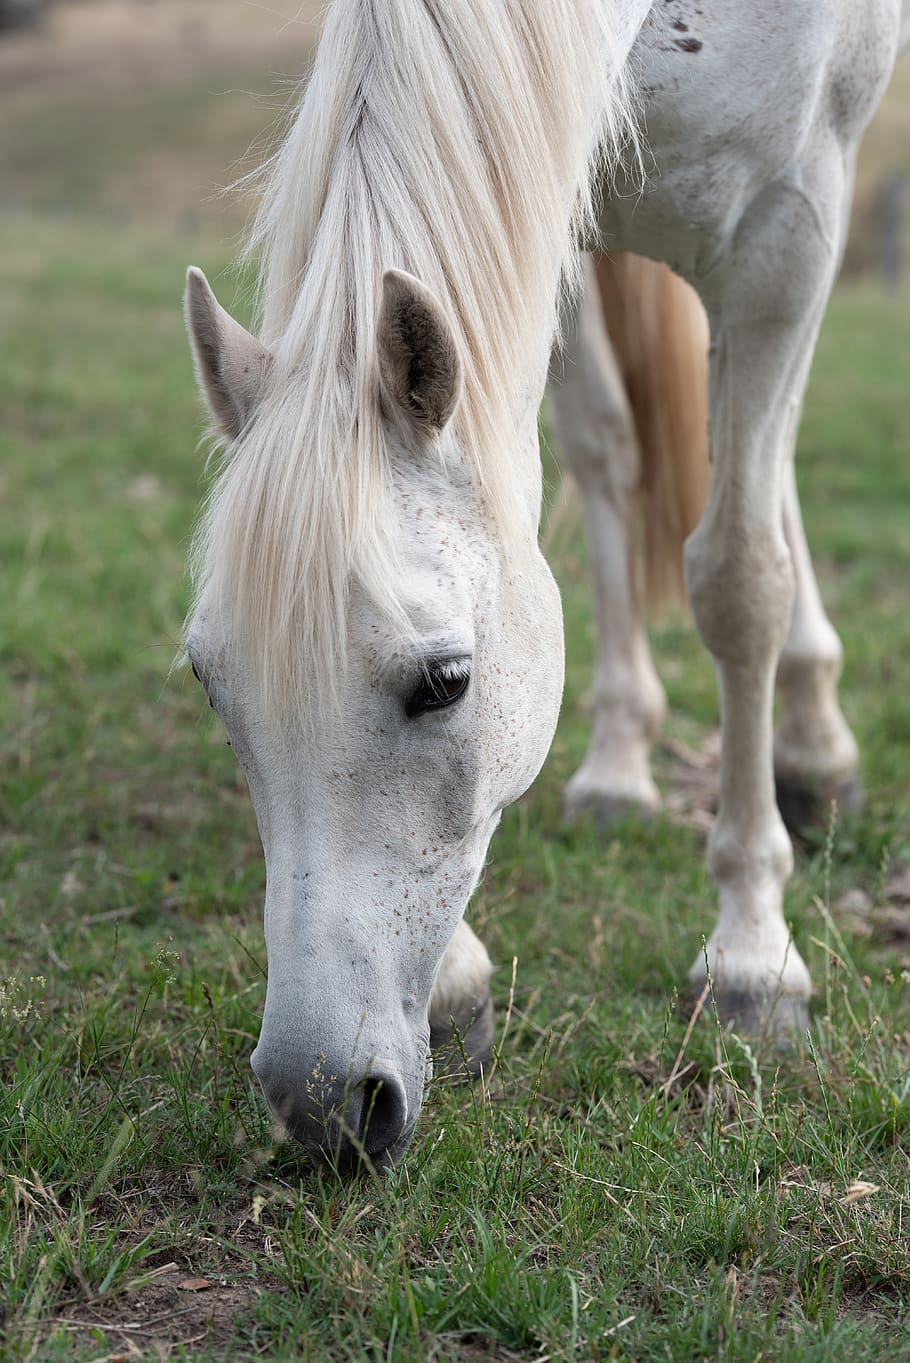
[189,0,642,720]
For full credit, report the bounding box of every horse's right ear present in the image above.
[376,270,462,435]
[184,267,273,440]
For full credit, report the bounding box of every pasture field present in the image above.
[3,215,910,1363]
[2,8,910,1360]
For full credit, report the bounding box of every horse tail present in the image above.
[592,251,710,612]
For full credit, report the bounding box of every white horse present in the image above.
[183,0,903,1167]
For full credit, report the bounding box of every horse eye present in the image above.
[405,663,470,719]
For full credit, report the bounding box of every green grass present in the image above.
[2,211,909,1362]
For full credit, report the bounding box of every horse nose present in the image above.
[289,1071,410,1169]
[252,1050,411,1169]
[357,1074,410,1158]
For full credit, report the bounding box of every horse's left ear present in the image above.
[377,270,463,435]
[184,267,273,440]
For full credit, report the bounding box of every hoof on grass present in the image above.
[775,771,863,838]
[564,785,659,829]
[688,985,810,1043]
[430,992,494,1081]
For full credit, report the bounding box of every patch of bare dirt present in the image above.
[53,1225,278,1359]
[835,867,910,962]
[627,1052,705,1103]
[56,1270,256,1357]
[661,728,720,834]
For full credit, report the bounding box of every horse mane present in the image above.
[189,0,642,721]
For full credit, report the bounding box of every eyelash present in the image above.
[404,660,471,718]
[190,660,216,712]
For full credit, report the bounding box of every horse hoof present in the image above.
[695,986,810,1042]
[563,785,659,828]
[430,992,494,1081]
[775,772,863,836]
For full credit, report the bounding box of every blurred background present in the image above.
[0,0,319,241]
[1,0,908,271]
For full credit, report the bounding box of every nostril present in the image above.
[358,1074,408,1157]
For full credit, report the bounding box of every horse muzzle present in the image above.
[250,1033,424,1170]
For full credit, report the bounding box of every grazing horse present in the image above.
[183,0,902,1167]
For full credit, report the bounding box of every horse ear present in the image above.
[376,270,463,434]
[184,267,273,440]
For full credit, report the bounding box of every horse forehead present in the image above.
[347,562,481,660]
[349,510,497,653]
[390,431,490,546]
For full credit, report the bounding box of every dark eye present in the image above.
[405,661,470,719]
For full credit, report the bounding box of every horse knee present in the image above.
[685,523,794,667]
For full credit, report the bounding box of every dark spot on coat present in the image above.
[676,36,703,52]
[672,17,688,30]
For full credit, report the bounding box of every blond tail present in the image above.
[593,251,710,612]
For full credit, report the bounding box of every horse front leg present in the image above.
[774,456,862,831]
[428,919,494,1079]
[686,176,847,1033]
[548,254,666,823]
